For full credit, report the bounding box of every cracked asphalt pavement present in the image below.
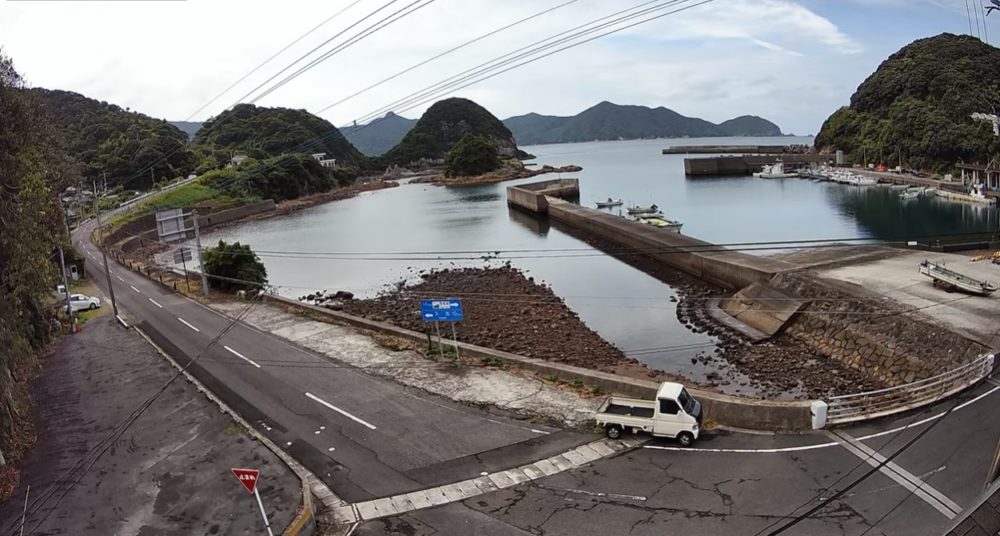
[355,379,1000,536]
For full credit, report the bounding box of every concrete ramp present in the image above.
[720,282,807,337]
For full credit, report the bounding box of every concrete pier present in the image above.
[663,145,790,155]
[684,154,832,176]
[506,178,579,212]
[544,198,795,290]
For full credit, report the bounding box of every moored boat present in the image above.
[753,162,798,179]
[627,203,659,215]
[899,190,920,200]
[919,259,997,296]
[596,197,623,208]
[636,214,683,232]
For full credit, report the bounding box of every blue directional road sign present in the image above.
[420,299,464,322]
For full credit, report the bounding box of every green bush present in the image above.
[202,240,268,292]
[445,133,501,177]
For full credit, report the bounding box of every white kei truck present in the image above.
[595,382,703,447]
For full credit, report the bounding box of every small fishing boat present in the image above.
[627,203,659,215]
[636,214,683,232]
[919,260,998,296]
[596,197,623,208]
[899,190,920,200]
[753,163,798,179]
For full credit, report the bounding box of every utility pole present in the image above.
[192,210,209,297]
[94,179,120,319]
[59,206,73,317]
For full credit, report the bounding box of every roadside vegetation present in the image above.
[0,51,66,494]
[202,241,268,292]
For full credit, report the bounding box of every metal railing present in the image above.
[825,353,996,425]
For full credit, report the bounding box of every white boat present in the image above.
[627,204,659,215]
[899,190,920,200]
[753,163,798,179]
[596,197,623,208]
[635,214,683,232]
[919,260,997,296]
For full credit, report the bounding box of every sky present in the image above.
[0,0,993,135]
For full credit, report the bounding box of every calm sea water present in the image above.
[202,136,998,385]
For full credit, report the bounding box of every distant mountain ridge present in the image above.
[170,121,203,139]
[504,102,784,145]
[342,102,783,154]
[341,112,416,156]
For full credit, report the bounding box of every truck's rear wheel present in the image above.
[677,432,694,447]
[606,425,623,440]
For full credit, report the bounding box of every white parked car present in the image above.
[69,293,101,312]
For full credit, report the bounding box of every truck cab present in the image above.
[595,382,702,447]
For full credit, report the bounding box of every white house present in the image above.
[310,152,337,168]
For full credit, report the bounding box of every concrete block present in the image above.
[488,471,517,489]
[520,464,546,480]
[503,468,531,485]
[573,443,604,463]
[533,459,562,476]
[355,501,381,521]
[547,454,576,472]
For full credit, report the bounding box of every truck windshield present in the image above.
[678,389,696,414]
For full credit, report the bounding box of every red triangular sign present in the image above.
[231,468,260,494]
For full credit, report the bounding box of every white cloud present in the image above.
[0,0,867,135]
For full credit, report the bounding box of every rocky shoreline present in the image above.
[411,164,583,186]
[311,263,885,400]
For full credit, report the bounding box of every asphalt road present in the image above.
[72,220,587,504]
[356,379,1000,535]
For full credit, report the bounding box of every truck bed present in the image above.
[595,396,657,428]
[603,402,654,419]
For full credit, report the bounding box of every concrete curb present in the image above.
[265,295,816,432]
[132,325,343,535]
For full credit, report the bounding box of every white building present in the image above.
[311,152,337,168]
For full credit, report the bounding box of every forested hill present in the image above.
[381,98,527,165]
[503,102,784,145]
[342,112,416,156]
[815,33,1000,171]
[31,88,195,190]
[193,104,367,169]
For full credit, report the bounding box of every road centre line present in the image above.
[177,317,200,333]
[825,431,961,519]
[116,275,125,282]
[224,345,261,368]
[305,392,377,430]
[148,298,163,308]
[130,285,141,294]
[644,385,1000,454]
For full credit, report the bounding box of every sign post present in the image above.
[420,299,464,362]
[231,468,273,536]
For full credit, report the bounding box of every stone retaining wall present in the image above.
[771,272,989,385]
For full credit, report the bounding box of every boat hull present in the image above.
[919,261,998,296]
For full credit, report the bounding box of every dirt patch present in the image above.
[338,265,654,375]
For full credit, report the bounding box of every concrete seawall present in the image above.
[545,198,796,290]
[507,178,579,212]
[684,154,831,176]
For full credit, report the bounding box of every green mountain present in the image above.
[717,115,783,137]
[170,121,204,139]
[815,33,1000,171]
[342,112,416,156]
[503,102,784,145]
[381,98,527,165]
[30,88,195,189]
[194,103,367,169]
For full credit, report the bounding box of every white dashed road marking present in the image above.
[223,345,261,368]
[148,298,163,309]
[305,392,377,430]
[825,431,961,519]
[116,275,125,282]
[129,285,141,294]
[177,317,200,333]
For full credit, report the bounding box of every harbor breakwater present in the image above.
[507,180,988,387]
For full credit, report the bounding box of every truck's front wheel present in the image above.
[605,425,623,440]
[677,432,695,447]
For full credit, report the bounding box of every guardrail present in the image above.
[825,353,996,425]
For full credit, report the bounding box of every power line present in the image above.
[761,394,968,535]
[186,0,366,121]
[242,0,437,107]
[352,0,686,125]
[315,0,580,115]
